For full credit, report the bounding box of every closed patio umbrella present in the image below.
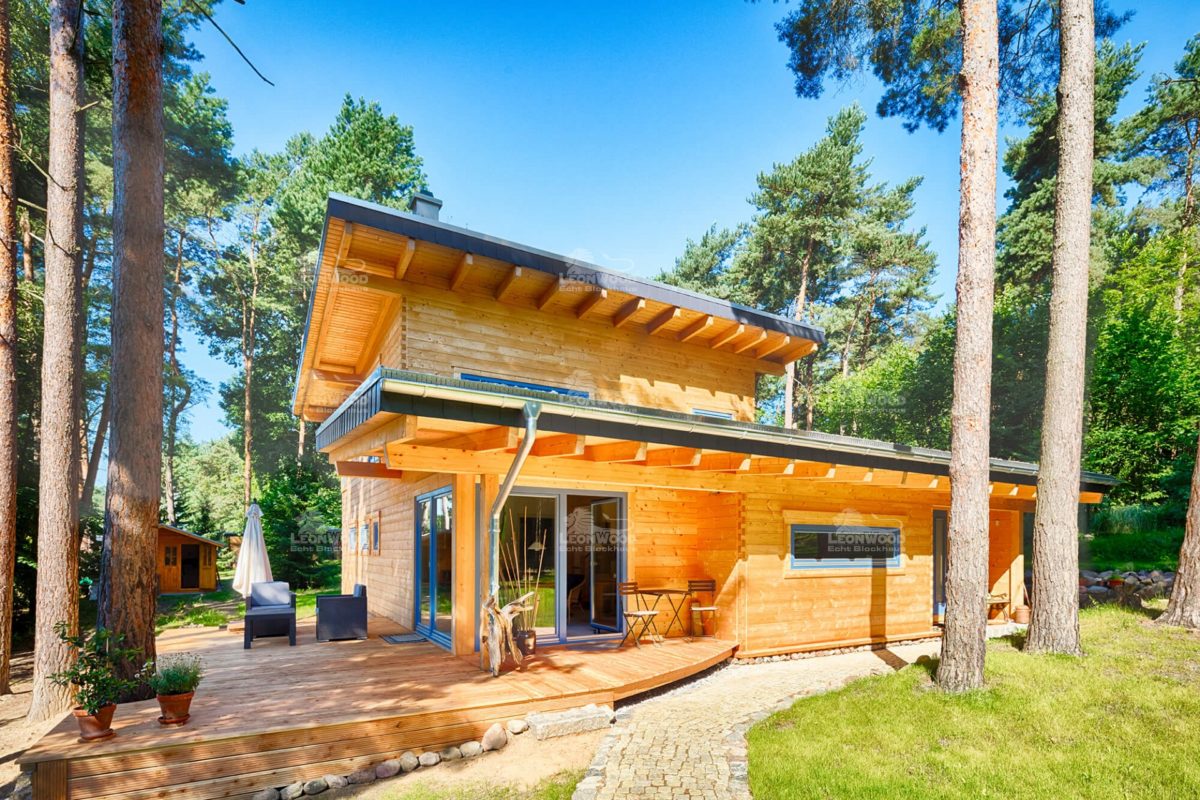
[233,502,272,597]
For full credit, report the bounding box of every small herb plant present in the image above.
[50,622,140,715]
[143,654,205,696]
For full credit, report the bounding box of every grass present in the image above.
[155,572,342,632]
[365,770,581,800]
[747,606,1200,799]
[1084,528,1184,572]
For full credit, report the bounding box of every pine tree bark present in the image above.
[80,385,110,515]
[1027,0,1094,657]
[937,0,998,694]
[28,0,85,722]
[97,0,163,690]
[1158,432,1200,629]
[18,208,33,282]
[0,0,18,697]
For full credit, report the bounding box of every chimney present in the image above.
[408,192,443,221]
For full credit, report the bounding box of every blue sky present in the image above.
[179,0,1200,443]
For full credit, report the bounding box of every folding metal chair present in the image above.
[688,579,719,639]
[617,582,659,648]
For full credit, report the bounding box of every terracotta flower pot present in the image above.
[1012,606,1031,625]
[515,629,536,657]
[156,691,194,726]
[73,703,116,742]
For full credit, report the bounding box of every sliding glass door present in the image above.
[415,488,453,647]
[499,489,624,644]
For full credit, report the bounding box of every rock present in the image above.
[1150,570,1164,582]
[460,740,483,758]
[251,790,279,800]
[375,759,401,779]
[321,775,348,790]
[1087,585,1112,596]
[1099,570,1114,580]
[506,719,529,735]
[280,782,305,800]
[482,722,509,751]
[526,704,616,740]
[439,745,462,761]
[399,752,420,772]
[11,773,33,800]
[348,768,376,785]
[303,778,328,795]
[418,751,441,767]
[1080,569,1101,581]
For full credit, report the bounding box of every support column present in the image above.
[452,473,478,656]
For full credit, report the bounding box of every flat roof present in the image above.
[315,368,1119,494]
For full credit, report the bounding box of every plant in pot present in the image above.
[144,654,204,726]
[500,507,548,657]
[50,622,140,742]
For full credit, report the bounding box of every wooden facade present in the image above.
[156,525,219,594]
[299,194,1114,663]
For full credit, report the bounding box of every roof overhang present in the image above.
[316,368,1118,499]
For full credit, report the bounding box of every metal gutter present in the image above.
[488,402,542,597]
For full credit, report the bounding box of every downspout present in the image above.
[488,401,542,597]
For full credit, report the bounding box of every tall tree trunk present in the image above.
[1175,135,1196,323]
[296,420,305,459]
[28,0,85,722]
[80,384,110,515]
[803,356,815,431]
[18,206,32,281]
[164,229,185,524]
[937,0,999,694]
[1027,0,1094,658]
[241,227,259,507]
[0,0,17,697]
[784,241,814,429]
[98,0,164,691]
[1159,431,1200,629]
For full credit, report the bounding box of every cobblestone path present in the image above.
[573,641,941,800]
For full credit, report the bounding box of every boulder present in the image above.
[418,751,441,767]
[1151,570,1164,582]
[252,790,279,800]
[348,769,376,785]
[375,759,401,779]
[280,782,305,800]
[1080,569,1101,582]
[303,778,328,795]
[399,752,420,773]
[507,719,529,735]
[321,775,348,790]
[1087,585,1112,597]
[482,722,509,751]
[439,746,462,762]
[460,740,483,758]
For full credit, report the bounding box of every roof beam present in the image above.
[732,330,769,355]
[579,441,647,463]
[537,275,566,310]
[777,340,820,362]
[336,222,354,264]
[495,266,523,302]
[450,253,474,291]
[642,447,701,468]
[432,426,519,452]
[645,306,681,336]
[693,452,752,472]
[311,368,367,386]
[613,298,646,329]
[334,267,405,296]
[335,461,408,480]
[710,323,745,350]
[324,414,418,463]
[530,433,586,458]
[394,238,417,280]
[678,314,715,343]
[575,288,608,320]
[755,334,792,360]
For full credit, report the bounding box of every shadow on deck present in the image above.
[19,616,736,800]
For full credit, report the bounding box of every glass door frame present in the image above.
[414,485,454,649]
[498,486,628,647]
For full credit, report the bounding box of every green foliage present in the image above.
[50,623,141,715]
[143,653,205,696]
[1085,528,1183,573]
[258,455,342,588]
[747,607,1200,798]
[174,436,253,535]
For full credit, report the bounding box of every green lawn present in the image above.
[155,572,342,632]
[1083,528,1184,572]
[748,606,1200,799]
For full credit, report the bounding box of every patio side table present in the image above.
[244,606,297,649]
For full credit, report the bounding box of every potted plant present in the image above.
[50,622,139,742]
[144,654,204,726]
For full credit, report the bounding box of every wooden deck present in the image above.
[20,616,736,800]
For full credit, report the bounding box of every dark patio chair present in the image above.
[244,581,297,648]
[316,584,369,642]
[617,582,658,648]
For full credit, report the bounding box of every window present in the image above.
[372,512,381,555]
[692,408,734,420]
[460,373,589,399]
[348,525,358,552]
[360,522,370,552]
[202,547,212,567]
[164,546,177,567]
[789,524,901,570]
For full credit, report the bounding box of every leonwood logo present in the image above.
[561,265,604,293]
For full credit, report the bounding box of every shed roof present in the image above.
[158,524,223,548]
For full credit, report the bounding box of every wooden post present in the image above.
[477,475,499,669]
[452,473,477,656]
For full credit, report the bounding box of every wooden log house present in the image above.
[297,192,1115,660]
